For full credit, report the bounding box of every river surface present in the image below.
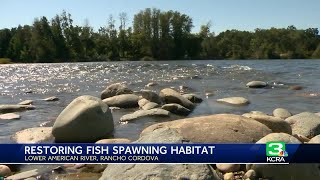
[1,60,320,143]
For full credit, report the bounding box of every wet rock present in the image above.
[273,108,292,119]
[96,138,131,144]
[216,164,240,173]
[256,133,301,144]
[12,127,53,143]
[7,169,41,180]
[217,97,250,106]
[102,94,139,108]
[53,95,114,142]
[249,164,320,180]
[101,83,133,100]
[43,96,59,101]
[140,90,162,104]
[142,102,159,110]
[100,164,219,180]
[52,166,67,174]
[138,98,150,108]
[120,109,170,122]
[183,93,203,103]
[146,82,158,87]
[285,112,320,138]
[161,103,191,116]
[18,100,33,105]
[243,169,256,179]
[308,135,320,143]
[24,90,33,94]
[289,85,303,90]
[246,81,267,88]
[223,172,235,180]
[242,113,292,134]
[0,104,35,113]
[205,92,214,97]
[0,165,11,177]
[141,114,272,143]
[160,88,195,110]
[0,113,21,120]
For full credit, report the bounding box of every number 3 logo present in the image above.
[266,142,285,156]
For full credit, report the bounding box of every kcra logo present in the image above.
[266,141,288,163]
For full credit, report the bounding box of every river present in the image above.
[1,60,320,143]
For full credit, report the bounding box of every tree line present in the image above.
[0,8,320,63]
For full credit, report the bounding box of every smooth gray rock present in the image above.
[160,88,195,110]
[53,95,114,142]
[142,102,159,110]
[141,114,272,143]
[0,104,35,113]
[256,133,301,144]
[42,96,59,101]
[6,169,41,180]
[18,100,33,105]
[273,108,292,119]
[161,103,191,116]
[140,90,162,104]
[217,97,249,105]
[138,98,150,108]
[100,164,218,180]
[249,164,320,180]
[102,94,139,108]
[242,113,292,134]
[285,112,320,138]
[308,135,320,143]
[120,108,170,122]
[183,93,203,103]
[0,113,21,120]
[12,127,53,143]
[136,127,185,143]
[246,81,267,88]
[101,83,133,100]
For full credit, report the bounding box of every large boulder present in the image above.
[242,113,292,134]
[138,98,150,108]
[12,127,53,143]
[285,112,320,138]
[161,103,191,116]
[256,133,301,144]
[273,108,292,119]
[140,90,163,104]
[246,81,267,88]
[183,94,203,103]
[52,95,114,142]
[217,97,250,106]
[308,135,320,143]
[142,102,159,110]
[100,164,218,180]
[100,127,220,180]
[159,88,195,110]
[141,114,272,143]
[120,109,170,122]
[102,94,139,108]
[0,104,35,113]
[18,100,33,105]
[101,83,133,100]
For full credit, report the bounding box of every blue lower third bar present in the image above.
[0,143,318,164]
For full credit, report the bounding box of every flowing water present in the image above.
[1,60,320,143]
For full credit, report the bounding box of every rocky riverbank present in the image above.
[1,81,320,180]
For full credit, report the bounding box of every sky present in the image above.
[1,0,319,34]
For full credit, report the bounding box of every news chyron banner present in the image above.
[0,143,319,164]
